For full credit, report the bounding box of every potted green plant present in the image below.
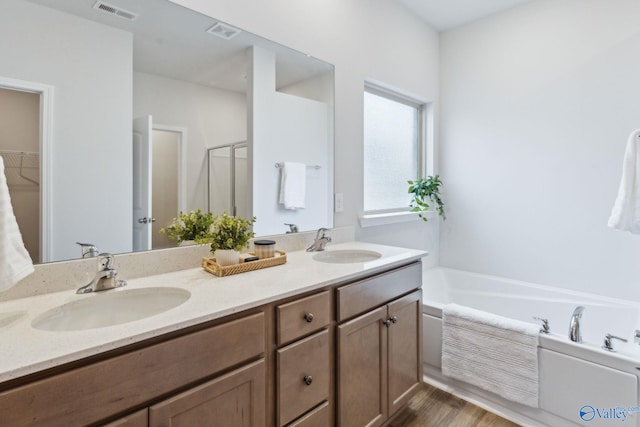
[160,209,215,245]
[408,175,446,222]
[208,213,256,266]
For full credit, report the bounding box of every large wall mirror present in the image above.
[0,0,334,263]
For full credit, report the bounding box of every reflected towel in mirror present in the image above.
[0,155,34,291]
[278,162,306,210]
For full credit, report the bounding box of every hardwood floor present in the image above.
[387,384,521,427]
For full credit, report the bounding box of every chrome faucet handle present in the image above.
[98,253,115,270]
[76,242,99,258]
[533,317,550,334]
[285,223,299,233]
[603,334,628,352]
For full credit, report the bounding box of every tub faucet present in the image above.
[306,228,332,252]
[569,306,585,343]
[76,253,127,294]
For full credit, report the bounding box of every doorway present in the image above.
[0,87,40,262]
[132,116,186,251]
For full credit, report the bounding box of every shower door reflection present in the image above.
[207,143,248,218]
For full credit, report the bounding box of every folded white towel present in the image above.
[0,155,34,291]
[608,129,640,233]
[278,162,306,210]
[441,304,540,408]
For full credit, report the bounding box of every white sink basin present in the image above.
[312,249,382,264]
[32,287,191,332]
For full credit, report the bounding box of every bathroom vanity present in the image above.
[0,242,424,426]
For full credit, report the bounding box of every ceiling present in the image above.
[393,0,535,31]
[27,0,332,93]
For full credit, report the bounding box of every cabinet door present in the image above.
[149,359,265,427]
[337,306,388,427]
[103,409,148,427]
[387,290,422,416]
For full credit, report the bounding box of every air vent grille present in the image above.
[206,22,241,40]
[93,1,138,21]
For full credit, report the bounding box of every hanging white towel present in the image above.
[0,155,34,291]
[608,129,640,233]
[441,304,540,408]
[278,162,306,210]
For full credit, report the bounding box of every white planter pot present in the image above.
[178,240,196,247]
[214,249,240,266]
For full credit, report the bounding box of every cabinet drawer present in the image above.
[277,290,331,345]
[337,262,421,321]
[0,312,265,427]
[288,401,330,427]
[277,329,331,426]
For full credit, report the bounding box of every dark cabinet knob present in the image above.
[303,375,313,386]
[304,313,314,323]
[390,316,398,324]
[383,319,392,327]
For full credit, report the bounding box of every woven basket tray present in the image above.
[202,250,287,277]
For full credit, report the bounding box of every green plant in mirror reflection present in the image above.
[160,209,215,243]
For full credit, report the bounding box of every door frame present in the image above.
[152,124,187,214]
[0,76,54,262]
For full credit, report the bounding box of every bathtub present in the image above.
[422,267,640,427]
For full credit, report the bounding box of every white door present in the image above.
[132,115,153,251]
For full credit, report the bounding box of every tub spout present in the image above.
[569,306,585,343]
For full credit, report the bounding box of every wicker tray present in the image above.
[202,250,287,277]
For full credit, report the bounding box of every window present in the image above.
[363,84,425,214]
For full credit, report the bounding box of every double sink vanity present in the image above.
[0,242,425,426]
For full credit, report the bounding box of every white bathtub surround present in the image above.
[424,268,640,427]
[0,156,34,291]
[442,304,539,408]
[608,129,640,234]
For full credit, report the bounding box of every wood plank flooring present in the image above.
[387,384,521,427]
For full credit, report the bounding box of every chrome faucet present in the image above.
[285,223,299,233]
[569,306,585,343]
[602,333,628,352]
[76,253,127,294]
[76,242,99,258]
[306,228,332,252]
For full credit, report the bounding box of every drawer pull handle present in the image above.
[304,313,314,323]
[303,375,313,385]
[390,316,398,324]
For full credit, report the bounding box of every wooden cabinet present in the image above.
[149,359,266,427]
[0,260,423,427]
[336,263,422,427]
[0,312,266,427]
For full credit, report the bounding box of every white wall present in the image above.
[0,0,132,261]
[248,47,331,236]
[440,0,640,301]
[171,0,441,262]
[133,72,246,212]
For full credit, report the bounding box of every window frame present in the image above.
[362,82,428,218]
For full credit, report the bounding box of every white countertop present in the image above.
[0,242,425,383]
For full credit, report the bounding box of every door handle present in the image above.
[137,217,156,224]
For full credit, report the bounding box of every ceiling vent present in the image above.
[93,1,138,21]
[206,22,241,40]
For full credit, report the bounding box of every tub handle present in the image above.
[603,333,628,352]
[533,317,550,334]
